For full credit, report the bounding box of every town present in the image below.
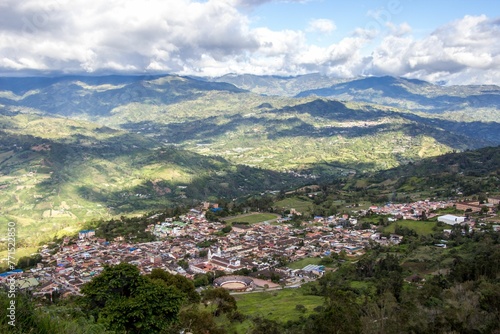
[1,196,499,298]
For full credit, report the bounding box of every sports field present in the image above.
[224,213,279,224]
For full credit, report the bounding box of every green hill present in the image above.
[1,74,500,245]
[0,113,303,248]
[344,145,500,202]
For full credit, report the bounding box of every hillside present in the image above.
[210,73,348,96]
[2,75,499,175]
[343,145,500,202]
[1,74,499,246]
[0,112,304,247]
[207,74,500,122]
[295,76,500,121]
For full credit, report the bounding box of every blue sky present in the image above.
[0,0,499,84]
[250,0,499,42]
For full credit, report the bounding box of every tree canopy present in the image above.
[80,263,183,333]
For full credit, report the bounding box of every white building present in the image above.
[437,215,466,225]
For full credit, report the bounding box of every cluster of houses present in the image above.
[455,196,500,213]
[2,196,498,298]
[0,209,388,297]
[365,200,455,219]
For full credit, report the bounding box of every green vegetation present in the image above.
[274,196,313,213]
[225,213,279,224]
[345,145,500,202]
[0,291,112,334]
[1,75,500,257]
[233,288,323,323]
[383,220,438,236]
[286,257,323,270]
[1,75,499,333]
[0,114,304,252]
[80,264,183,333]
[2,227,499,334]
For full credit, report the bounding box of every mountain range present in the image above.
[0,73,499,246]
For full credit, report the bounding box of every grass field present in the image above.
[225,213,279,224]
[233,288,323,323]
[273,197,313,213]
[287,257,322,270]
[383,220,438,236]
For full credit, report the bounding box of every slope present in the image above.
[1,74,499,176]
[296,76,500,120]
[0,111,303,248]
[344,145,500,202]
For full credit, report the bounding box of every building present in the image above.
[437,215,466,225]
[488,196,500,205]
[0,269,23,283]
[455,201,483,213]
[79,230,95,239]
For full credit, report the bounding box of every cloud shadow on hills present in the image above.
[10,75,245,117]
[118,97,500,152]
[120,115,311,144]
[118,99,393,144]
[269,99,392,122]
[296,76,500,112]
[398,113,500,145]
[0,128,378,216]
[19,84,208,117]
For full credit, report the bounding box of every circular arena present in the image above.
[213,275,254,292]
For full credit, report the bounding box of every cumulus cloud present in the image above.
[307,19,336,34]
[369,15,500,84]
[0,0,370,77]
[0,0,260,74]
[0,1,499,84]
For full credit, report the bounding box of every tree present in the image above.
[172,305,226,334]
[251,317,284,334]
[177,259,189,269]
[295,304,306,313]
[17,254,42,269]
[148,268,200,304]
[80,263,183,333]
[193,273,210,287]
[198,249,208,258]
[221,225,232,234]
[201,288,237,316]
[307,288,362,334]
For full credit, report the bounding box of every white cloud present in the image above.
[0,0,259,74]
[307,19,336,34]
[368,15,500,84]
[385,22,411,37]
[0,1,499,84]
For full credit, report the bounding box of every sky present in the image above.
[0,0,499,84]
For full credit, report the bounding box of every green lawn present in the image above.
[233,288,323,323]
[273,197,313,213]
[225,213,279,224]
[287,257,322,270]
[383,220,438,236]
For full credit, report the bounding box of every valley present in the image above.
[0,74,499,247]
[0,74,499,334]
